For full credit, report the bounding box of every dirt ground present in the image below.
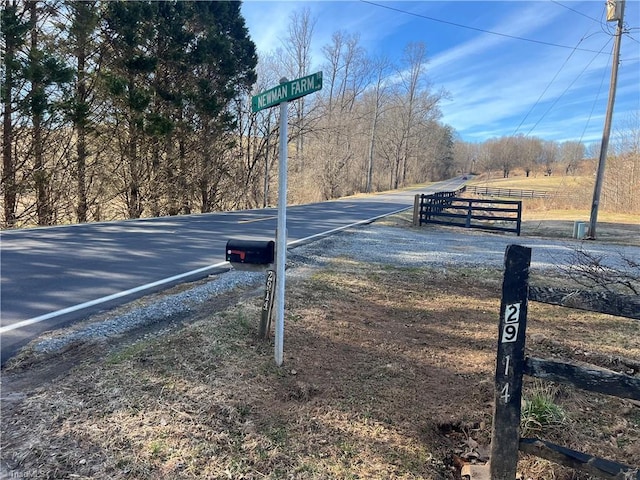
[2,240,639,480]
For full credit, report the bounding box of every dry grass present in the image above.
[2,256,639,479]
[469,172,639,215]
[469,172,594,192]
[472,174,591,192]
[462,174,640,245]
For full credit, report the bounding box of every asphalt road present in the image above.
[0,177,466,363]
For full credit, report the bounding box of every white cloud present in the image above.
[241,2,293,54]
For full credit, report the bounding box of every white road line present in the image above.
[0,262,228,333]
[238,215,278,224]
[288,206,411,247]
[1,206,412,333]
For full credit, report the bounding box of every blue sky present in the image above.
[241,1,640,146]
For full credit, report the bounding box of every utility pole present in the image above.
[588,0,625,239]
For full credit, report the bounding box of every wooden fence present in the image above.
[490,245,640,479]
[466,186,558,198]
[413,192,522,236]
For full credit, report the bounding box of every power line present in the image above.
[550,0,601,23]
[512,42,581,136]
[525,39,613,137]
[360,0,610,55]
[578,50,611,145]
[512,25,612,138]
[625,33,640,45]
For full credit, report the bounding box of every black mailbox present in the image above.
[226,239,275,265]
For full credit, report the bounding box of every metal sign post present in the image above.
[251,72,322,366]
[274,84,288,367]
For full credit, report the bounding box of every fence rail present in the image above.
[489,245,640,480]
[413,192,522,235]
[466,185,556,198]
[529,286,640,320]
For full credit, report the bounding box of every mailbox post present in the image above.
[226,240,276,339]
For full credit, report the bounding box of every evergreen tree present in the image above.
[23,0,73,225]
[64,0,102,223]
[1,1,29,227]
[187,0,257,212]
[432,125,455,181]
[102,0,157,218]
[101,1,256,217]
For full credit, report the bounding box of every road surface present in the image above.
[0,178,466,363]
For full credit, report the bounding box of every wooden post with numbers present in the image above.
[259,269,276,339]
[490,244,532,479]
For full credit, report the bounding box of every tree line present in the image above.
[454,119,639,214]
[2,0,257,227]
[2,2,638,229]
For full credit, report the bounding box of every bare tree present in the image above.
[364,54,393,193]
[603,111,640,213]
[315,30,369,199]
[453,140,482,176]
[559,141,585,176]
[398,42,426,187]
[562,246,639,295]
[538,140,558,176]
[484,137,517,178]
[518,137,542,177]
[378,104,406,190]
[280,7,316,171]
[381,42,445,187]
[245,52,281,208]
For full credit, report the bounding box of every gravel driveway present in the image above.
[25,222,639,357]
[309,224,639,271]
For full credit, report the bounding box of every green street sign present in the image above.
[252,71,322,112]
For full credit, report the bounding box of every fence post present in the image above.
[516,202,522,236]
[490,244,532,479]
[424,195,432,221]
[413,194,421,226]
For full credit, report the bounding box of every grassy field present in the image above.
[467,173,640,246]
[471,174,591,191]
[2,207,639,479]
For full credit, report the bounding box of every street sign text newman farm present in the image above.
[252,71,323,113]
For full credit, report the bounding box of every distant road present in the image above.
[0,177,466,363]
